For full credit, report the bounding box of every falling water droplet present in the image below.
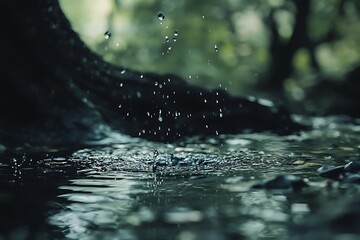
[120,69,126,74]
[104,31,112,39]
[214,44,219,52]
[158,110,163,122]
[174,30,178,37]
[140,74,144,79]
[120,83,123,87]
[165,36,169,42]
[158,13,165,21]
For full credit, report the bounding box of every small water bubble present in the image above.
[104,31,112,39]
[204,99,207,103]
[202,15,205,19]
[165,36,169,42]
[155,82,158,86]
[158,13,165,21]
[173,37,177,42]
[219,113,223,118]
[118,104,122,108]
[136,91,142,98]
[174,30,178,37]
[140,74,144,79]
[120,83,123,87]
[214,44,219,52]
[120,69,126,74]
[168,46,172,51]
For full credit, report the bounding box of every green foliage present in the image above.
[60,0,360,95]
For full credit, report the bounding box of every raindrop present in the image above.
[202,15,206,19]
[173,37,177,42]
[104,31,112,39]
[174,30,178,37]
[120,83,123,87]
[204,99,207,103]
[120,69,126,74]
[165,36,169,42]
[140,74,144,79]
[158,110,163,122]
[118,104,122,108]
[136,92,142,98]
[168,46,172,51]
[158,13,165,21]
[214,44,219,52]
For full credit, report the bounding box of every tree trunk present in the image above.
[266,0,311,90]
[0,1,302,149]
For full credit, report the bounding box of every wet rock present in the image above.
[317,165,345,180]
[344,161,360,173]
[252,175,307,191]
[342,174,360,184]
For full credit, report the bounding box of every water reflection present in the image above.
[49,172,144,239]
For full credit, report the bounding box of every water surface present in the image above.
[1,116,360,240]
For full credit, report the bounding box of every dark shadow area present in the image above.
[0,1,307,151]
